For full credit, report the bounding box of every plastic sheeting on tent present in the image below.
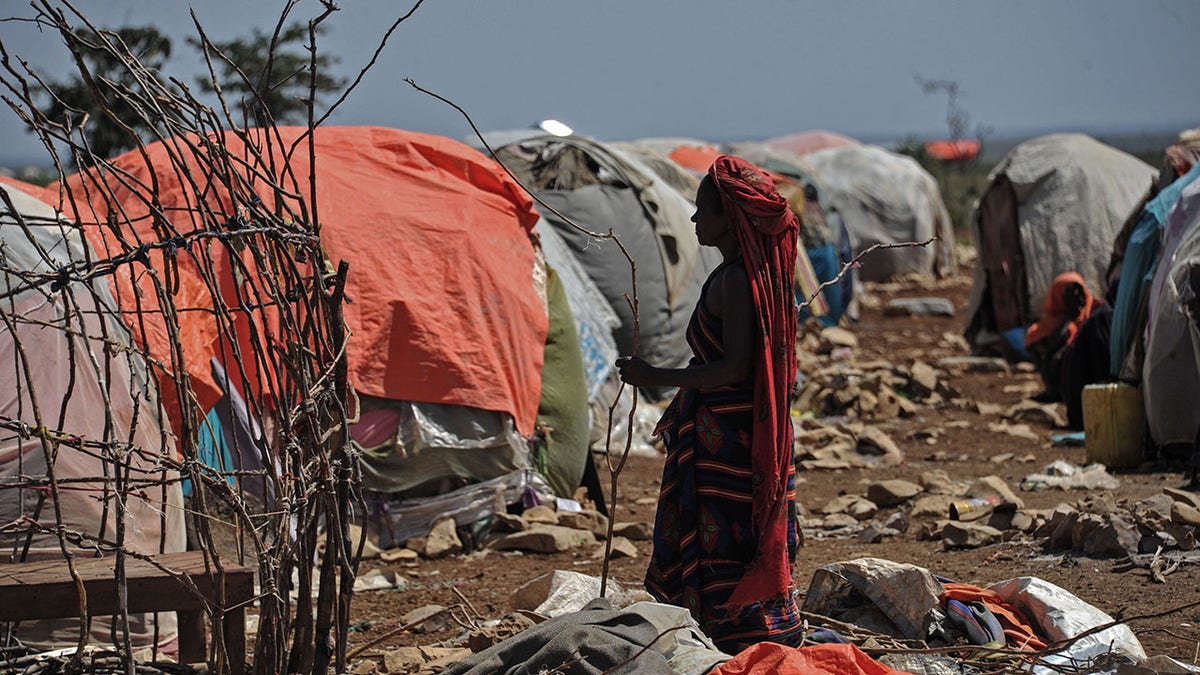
[965,133,1156,355]
[482,132,721,399]
[1143,177,1200,447]
[0,182,185,647]
[805,145,956,282]
[63,126,548,436]
[763,129,860,157]
[1108,163,1200,378]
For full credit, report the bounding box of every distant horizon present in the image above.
[1,118,1191,172]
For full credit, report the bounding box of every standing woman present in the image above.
[616,156,803,651]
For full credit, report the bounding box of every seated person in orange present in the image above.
[1025,272,1113,429]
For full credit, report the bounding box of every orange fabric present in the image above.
[59,126,546,435]
[924,139,981,161]
[1025,272,1094,348]
[669,144,722,174]
[941,583,1049,651]
[712,642,906,675]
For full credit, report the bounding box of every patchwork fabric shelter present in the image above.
[805,145,956,282]
[0,181,185,647]
[62,126,566,499]
[965,133,1156,356]
[1142,176,1200,448]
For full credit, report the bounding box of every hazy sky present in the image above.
[1,0,1197,167]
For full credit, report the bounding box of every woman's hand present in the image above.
[615,356,657,387]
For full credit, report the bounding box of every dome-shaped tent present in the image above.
[965,134,1156,355]
[805,145,956,283]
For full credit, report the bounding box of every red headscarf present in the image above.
[708,156,799,609]
[1025,272,1095,349]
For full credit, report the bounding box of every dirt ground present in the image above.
[346,260,1200,665]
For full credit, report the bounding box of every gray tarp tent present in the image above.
[804,145,956,282]
[965,133,1156,356]
[483,132,721,400]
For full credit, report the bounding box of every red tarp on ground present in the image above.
[924,139,981,161]
[60,126,546,435]
[764,130,860,157]
[712,642,906,675]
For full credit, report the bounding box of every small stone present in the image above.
[885,296,955,317]
[492,525,595,553]
[593,536,638,559]
[1005,400,1067,428]
[424,517,463,560]
[612,521,654,541]
[858,522,885,543]
[557,509,608,538]
[937,356,1008,373]
[821,513,859,529]
[1016,362,1037,373]
[522,505,559,525]
[380,547,420,563]
[866,479,924,507]
[967,476,1024,510]
[818,326,858,353]
[1164,488,1200,511]
[351,658,379,675]
[1010,511,1036,533]
[821,494,865,515]
[942,521,1003,549]
[1172,502,1200,526]
[919,470,968,496]
[1135,494,1177,522]
[991,452,1015,464]
[918,520,949,541]
[909,361,940,397]
[848,498,880,521]
[491,512,529,533]
[401,605,449,634]
[987,421,1040,441]
[855,427,904,465]
[910,495,955,520]
[384,647,426,673]
[976,401,1003,416]
[884,511,909,533]
[635,496,659,506]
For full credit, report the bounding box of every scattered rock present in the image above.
[593,536,638,559]
[1165,488,1200,512]
[1172,502,1200,527]
[401,605,449,634]
[818,327,859,353]
[634,496,658,506]
[491,512,529,533]
[987,421,1040,441]
[1005,400,1068,428]
[1010,511,1038,533]
[909,361,940,397]
[821,513,860,529]
[424,517,463,560]
[383,648,426,674]
[468,613,538,653]
[991,452,1014,464]
[968,476,1024,509]
[522,505,559,525]
[884,511,910,533]
[858,522,886,543]
[918,520,949,541]
[937,356,1008,373]
[1077,513,1140,557]
[866,479,924,507]
[975,401,1003,416]
[557,509,608,537]
[351,658,379,675]
[942,521,1003,549]
[909,495,955,520]
[1015,362,1037,373]
[919,470,968,496]
[380,547,420,563]
[492,525,595,553]
[612,521,654,541]
[884,297,955,317]
[855,427,904,465]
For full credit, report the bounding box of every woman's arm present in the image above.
[616,264,755,389]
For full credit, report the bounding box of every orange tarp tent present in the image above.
[924,139,980,161]
[60,126,547,435]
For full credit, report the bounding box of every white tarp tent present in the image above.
[804,145,956,282]
[0,182,185,646]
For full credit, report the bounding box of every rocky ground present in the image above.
[339,259,1200,673]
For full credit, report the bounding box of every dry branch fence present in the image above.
[0,2,419,673]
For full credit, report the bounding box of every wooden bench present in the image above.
[0,551,254,675]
